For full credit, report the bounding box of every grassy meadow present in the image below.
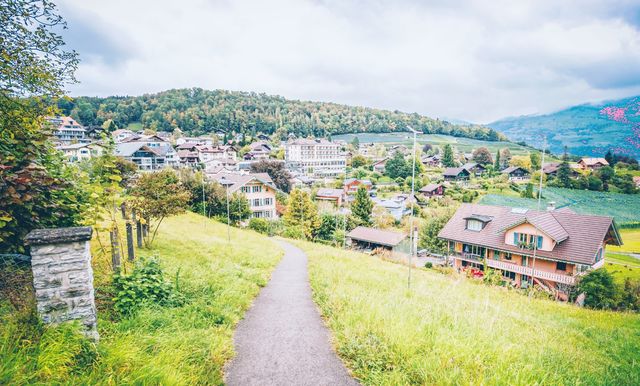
[333,132,535,156]
[480,187,640,226]
[606,252,640,283]
[609,229,640,254]
[294,240,640,385]
[1,212,282,385]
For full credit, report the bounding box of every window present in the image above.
[253,199,260,207]
[466,219,483,231]
[501,270,516,280]
[504,252,512,261]
[252,185,262,193]
[513,232,543,249]
[241,186,250,193]
[556,262,567,271]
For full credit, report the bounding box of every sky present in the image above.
[57,0,640,123]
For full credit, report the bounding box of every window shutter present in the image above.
[537,236,543,249]
[513,233,518,244]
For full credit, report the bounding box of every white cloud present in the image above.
[58,0,640,123]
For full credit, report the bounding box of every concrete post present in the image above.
[25,227,99,341]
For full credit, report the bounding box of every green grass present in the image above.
[610,229,640,254]
[333,132,537,156]
[294,240,640,385]
[480,187,640,225]
[606,253,640,283]
[125,122,143,132]
[1,212,282,385]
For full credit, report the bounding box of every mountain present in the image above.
[60,88,505,142]
[489,96,640,158]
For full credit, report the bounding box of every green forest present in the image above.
[59,88,505,141]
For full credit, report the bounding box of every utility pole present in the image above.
[530,136,547,292]
[407,126,419,289]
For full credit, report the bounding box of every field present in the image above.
[480,187,640,225]
[606,253,640,283]
[609,229,640,254]
[294,240,640,385]
[0,213,282,384]
[125,122,143,132]
[333,132,535,156]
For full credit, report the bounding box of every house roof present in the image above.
[419,183,443,193]
[210,172,277,194]
[58,142,103,150]
[443,167,469,177]
[438,203,622,265]
[316,188,344,199]
[343,178,373,186]
[347,226,407,247]
[579,157,609,166]
[501,166,529,174]
[462,162,484,171]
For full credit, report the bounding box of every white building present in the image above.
[285,138,346,178]
[47,116,88,144]
[57,143,104,162]
[115,135,178,170]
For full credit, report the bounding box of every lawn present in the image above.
[333,132,537,156]
[125,122,143,132]
[294,240,640,385]
[609,229,640,254]
[606,253,640,283]
[0,212,282,385]
[480,187,640,225]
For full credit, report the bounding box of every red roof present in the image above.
[438,203,621,265]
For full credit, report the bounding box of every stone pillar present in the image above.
[25,227,98,341]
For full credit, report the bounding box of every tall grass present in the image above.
[295,240,640,385]
[1,212,282,384]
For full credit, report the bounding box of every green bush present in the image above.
[283,225,306,240]
[248,218,270,234]
[112,258,182,316]
[577,268,620,309]
[424,262,433,269]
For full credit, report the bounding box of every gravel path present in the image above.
[225,240,359,386]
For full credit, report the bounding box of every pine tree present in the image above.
[494,149,501,170]
[557,146,572,188]
[442,144,455,167]
[351,185,373,226]
[283,189,319,239]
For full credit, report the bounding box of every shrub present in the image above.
[112,258,181,316]
[483,268,504,286]
[248,218,270,234]
[282,225,306,240]
[424,262,433,269]
[576,268,620,310]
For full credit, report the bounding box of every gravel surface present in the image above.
[225,240,359,386]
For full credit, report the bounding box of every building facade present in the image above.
[47,116,88,144]
[438,203,622,298]
[211,173,279,219]
[285,138,346,178]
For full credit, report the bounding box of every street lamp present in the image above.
[406,126,419,289]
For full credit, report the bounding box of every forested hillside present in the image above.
[60,88,504,141]
[489,96,640,158]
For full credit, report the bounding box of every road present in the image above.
[225,240,359,386]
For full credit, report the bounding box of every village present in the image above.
[4,2,640,383]
[47,115,640,301]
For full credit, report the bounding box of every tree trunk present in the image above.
[110,227,121,272]
[126,222,135,261]
[120,202,126,219]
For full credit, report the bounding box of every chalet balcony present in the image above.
[486,259,576,285]
[454,253,576,285]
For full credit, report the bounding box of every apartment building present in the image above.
[47,116,88,144]
[285,138,346,178]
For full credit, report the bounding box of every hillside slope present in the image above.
[1,213,282,384]
[61,88,504,141]
[489,96,640,158]
[294,240,640,385]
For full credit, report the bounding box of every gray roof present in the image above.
[210,172,277,194]
[347,226,407,247]
[501,166,529,174]
[443,167,469,177]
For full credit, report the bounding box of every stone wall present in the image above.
[25,227,98,340]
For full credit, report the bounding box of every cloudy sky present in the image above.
[57,0,640,123]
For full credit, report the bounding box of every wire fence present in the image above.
[0,254,35,311]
